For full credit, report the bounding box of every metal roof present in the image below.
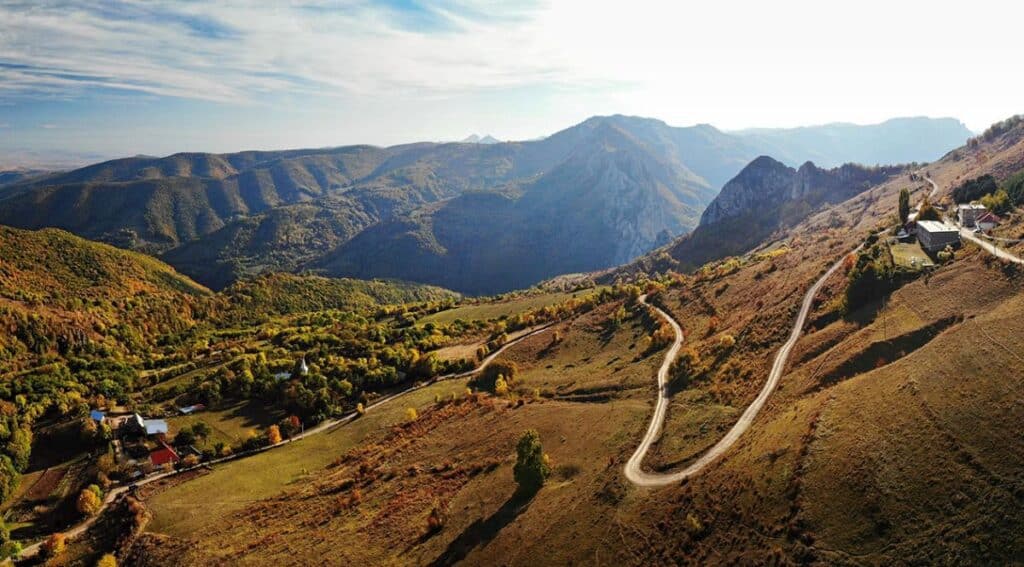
[917,220,958,233]
[144,419,169,435]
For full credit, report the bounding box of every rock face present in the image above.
[700,157,796,226]
[661,156,904,269]
[700,157,900,227]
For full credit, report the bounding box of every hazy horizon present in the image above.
[0,113,976,169]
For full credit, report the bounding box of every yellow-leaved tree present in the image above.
[266,424,282,445]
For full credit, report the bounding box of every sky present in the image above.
[0,0,1021,162]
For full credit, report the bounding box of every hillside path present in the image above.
[625,255,848,486]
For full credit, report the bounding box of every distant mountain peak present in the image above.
[461,134,501,144]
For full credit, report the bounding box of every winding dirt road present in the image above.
[625,255,853,487]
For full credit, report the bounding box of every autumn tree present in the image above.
[174,427,196,447]
[918,198,941,221]
[266,424,282,445]
[97,553,118,567]
[513,429,551,494]
[6,427,31,471]
[0,514,19,559]
[670,348,702,389]
[494,375,510,397]
[42,532,66,558]
[190,421,212,441]
[0,456,18,504]
[898,188,911,224]
[77,487,102,516]
[477,361,517,392]
[405,407,418,422]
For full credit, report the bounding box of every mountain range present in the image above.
[0,115,971,293]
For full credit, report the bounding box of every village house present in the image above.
[177,404,206,415]
[144,419,169,437]
[957,203,987,227]
[917,220,961,253]
[976,211,1002,231]
[275,356,310,381]
[149,440,180,467]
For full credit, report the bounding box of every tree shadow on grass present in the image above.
[428,488,538,566]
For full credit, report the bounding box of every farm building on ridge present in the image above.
[957,203,987,227]
[917,220,961,253]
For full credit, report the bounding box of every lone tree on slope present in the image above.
[513,429,551,494]
[898,188,911,224]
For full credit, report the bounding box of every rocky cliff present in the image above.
[700,157,901,227]
[660,156,905,269]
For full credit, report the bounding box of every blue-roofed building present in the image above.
[89,409,106,422]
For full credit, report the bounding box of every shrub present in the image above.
[191,421,212,440]
[266,425,282,445]
[670,348,702,389]
[844,247,897,312]
[355,403,365,416]
[405,407,418,421]
[981,189,1011,214]
[952,175,998,204]
[0,457,18,505]
[476,361,517,392]
[97,553,118,567]
[426,502,447,533]
[1005,170,1024,206]
[917,199,940,221]
[494,375,510,397]
[513,429,551,494]
[685,513,706,537]
[174,428,196,447]
[42,532,66,558]
[77,487,102,516]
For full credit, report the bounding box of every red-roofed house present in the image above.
[977,211,1002,231]
[150,441,180,467]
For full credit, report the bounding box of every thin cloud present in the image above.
[0,1,580,103]
[40,124,58,129]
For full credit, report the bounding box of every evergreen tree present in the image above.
[898,188,911,224]
[513,429,551,494]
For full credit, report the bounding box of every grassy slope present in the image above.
[0,226,210,301]
[626,127,1024,564]
[419,291,581,325]
[218,272,458,323]
[137,302,665,565]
